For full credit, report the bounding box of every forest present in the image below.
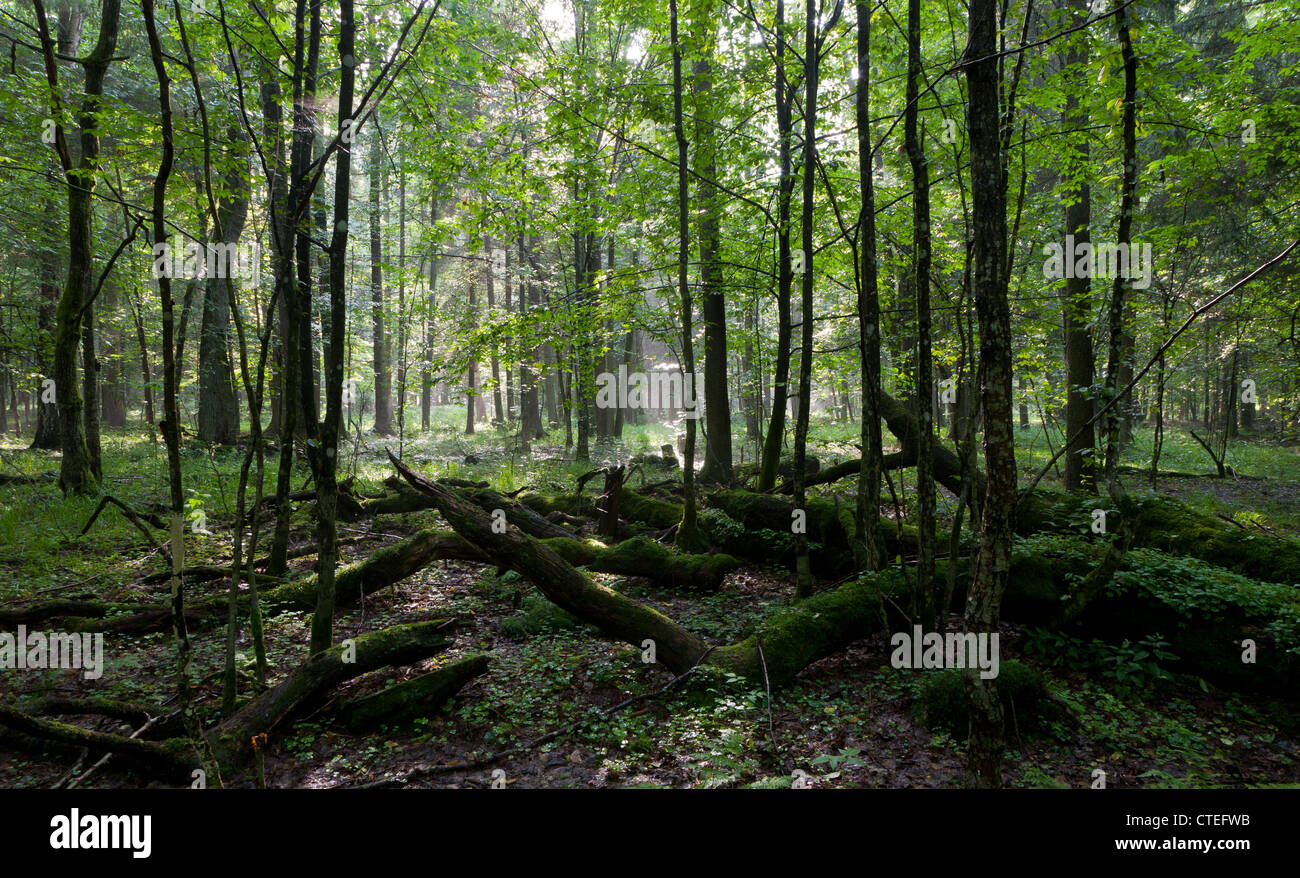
[0,0,1297,793]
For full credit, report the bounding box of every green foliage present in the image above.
[698,507,745,545]
[919,660,1054,738]
[1023,630,1180,687]
[500,595,588,639]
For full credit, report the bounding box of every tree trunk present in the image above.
[1061,5,1095,493]
[791,0,824,595]
[758,0,795,492]
[669,0,703,552]
[370,132,393,436]
[904,0,935,625]
[1102,4,1139,480]
[961,0,1015,789]
[197,128,249,446]
[692,8,732,485]
[33,0,121,493]
[856,0,885,573]
[312,0,356,657]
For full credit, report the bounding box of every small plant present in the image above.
[809,747,867,773]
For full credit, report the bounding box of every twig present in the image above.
[65,714,161,789]
[756,636,780,757]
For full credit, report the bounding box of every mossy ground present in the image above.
[1,413,1297,787]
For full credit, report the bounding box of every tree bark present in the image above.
[961,0,1015,789]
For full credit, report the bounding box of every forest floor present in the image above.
[1,410,1297,788]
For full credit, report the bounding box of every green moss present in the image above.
[709,570,900,684]
[542,535,738,590]
[618,489,683,528]
[336,655,489,729]
[1016,488,1300,585]
[501,595,589,639]
[919,660,1053,738]
[698,507,745,544]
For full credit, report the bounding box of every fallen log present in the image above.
[208,619,458,773]
[775,390,983,499]
[390,452,902,685]
[0,620,464,781]
[354,477,579,541]
[519,487,683,530]
[335,654,489,729]
[391,452,712,673]
[546,536,739,591]
[1016,489,1300,585]
[0,701,194,780]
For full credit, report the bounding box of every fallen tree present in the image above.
[389,451,903,684]
[392,454,1298,692]
[1,527,736,634]
[775,390,984,499]
[335,654,489,729]
[0,620,461,782]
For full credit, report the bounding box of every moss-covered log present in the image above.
[391,453,712,674]
[774,390,984,498]
[335,654,489,729]
[208,619,456,772]
[391,453,904,687]
[546,536,739,591]
[704,489,918,574]
[709,572,903,685]
[352,478,578,541]
[940,534,1300,691]
[0,700,195,780]
[0,600,157,629]
[518,487,683,530]
[1016,489,1300,585]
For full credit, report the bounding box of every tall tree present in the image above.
[758,0,798,492]
[312,0,359,656]
[370,129,393,436]
[670,0,703,552]
[855,0,884,571]
[691,0,732,484]
[1060,0,1096,493]
[32,0,122,494]
[961,0,1016,789]
[903,0,936,627]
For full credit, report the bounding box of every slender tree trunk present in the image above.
[692,6,731,484]
[759,0,795,492]
[1060,1,1096,492]
[421,196,440,430]
[465,279,477,435]
[312,0,356,657]
[791,0,823,596]
[856,0,886,570]
[1102,3,1139,481]
[961,0,1015,789]
[904,0,935,626]
[487,235,504,425]
[142,0,215,781]
[521,235,543,439]
[31,199,60,449]
[80,286,101,479]
[670,0,702,552]
[370,133,393,436]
